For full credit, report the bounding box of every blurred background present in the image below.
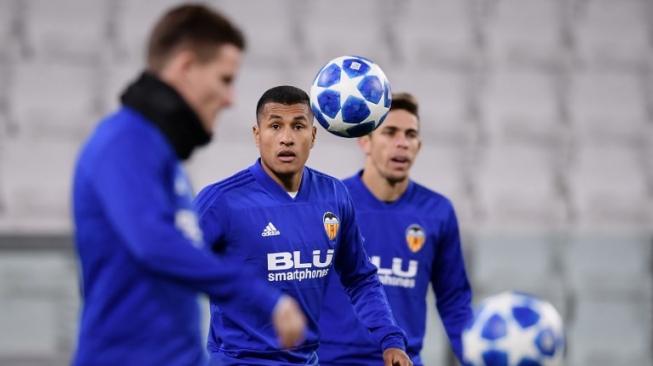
[0,0,651,365]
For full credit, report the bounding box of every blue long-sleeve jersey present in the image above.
[72,107,281,366]
[194,160,407,365]
[318,172,473,365]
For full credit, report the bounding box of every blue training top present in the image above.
[72,108,280,366]
[195,160,407,366]
[318,172,473,365]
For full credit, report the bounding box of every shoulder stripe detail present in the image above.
[195,169,255,215]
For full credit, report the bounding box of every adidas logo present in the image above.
[261,222,281,237]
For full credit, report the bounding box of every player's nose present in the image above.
[279,127,294,145]
[395,134,409,148]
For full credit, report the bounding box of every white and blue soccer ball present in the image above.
[309,55,391,138]
[462,291,565,366]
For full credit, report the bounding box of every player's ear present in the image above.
[310,126,316,148]
[253,124,260,147]
[164,49,196,78]
[358,135,371,155]
[159,49,196,90]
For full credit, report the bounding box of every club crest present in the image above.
[323,212,340,241]
[406,224,425,252]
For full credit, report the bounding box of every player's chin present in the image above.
[272,162,302,176]
[386,170,409,182]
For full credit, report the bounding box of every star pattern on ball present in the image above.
[309,55,391,138]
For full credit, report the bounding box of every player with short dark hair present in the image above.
[71,6,304,366]
[195,85,413,366]
[317,92,473,365]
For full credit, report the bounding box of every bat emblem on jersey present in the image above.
[406,224,425,252]
[323,212,340,241]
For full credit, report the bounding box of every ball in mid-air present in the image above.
[462,291,565,366]
[310,55,391,138]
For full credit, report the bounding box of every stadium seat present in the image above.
[303,0,395,66]
[0,138,77,231]
[24,0,110,63]
[8,61,101,141]
[486,0,562,68]
[390,68,476,148]
[475,145,567,229]
[568,146,651,228]
[216,0,300,67]
[0,63,9,134]
[411,145,475,223]
[573,0,650,69]
[482,70,565,147]
[395,0,475,69]
[570,71,649,146]
[0,0,16,60]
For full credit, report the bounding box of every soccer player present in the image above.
[71,5,305,366]
[317,92,473,365]
[194,85,413,366]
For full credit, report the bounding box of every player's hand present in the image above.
[272,295,307,348]
[383,348,413,366]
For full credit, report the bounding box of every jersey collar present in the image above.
[249,159,310,202]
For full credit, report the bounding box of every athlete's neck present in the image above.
[361,166,409,203]
[261,161,303,193]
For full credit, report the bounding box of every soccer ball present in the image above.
[462,291,565,366]
[309,55,391,138]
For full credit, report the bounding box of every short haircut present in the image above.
[390,92,419,119]
[147,4,245,72]
[255,85,312,122]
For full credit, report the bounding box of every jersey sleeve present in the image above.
[89,135,281,318]
[333,186,408,352]
[195,185,230,252]
[430,202,473,362]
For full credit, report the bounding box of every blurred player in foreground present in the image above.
[194,85,412,366]
[71,5,304,365]
[318,92,473,365]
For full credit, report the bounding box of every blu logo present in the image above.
[370,256,418,278]
[267,249,334,271]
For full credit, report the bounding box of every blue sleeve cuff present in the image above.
[381,334,407,352]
